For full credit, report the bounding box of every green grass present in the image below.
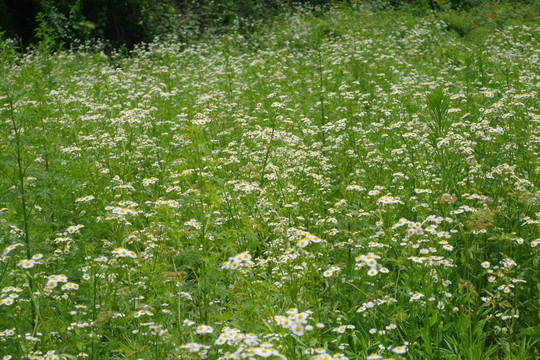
[0,2,539,359]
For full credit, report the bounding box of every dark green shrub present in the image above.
[0,0,536,48]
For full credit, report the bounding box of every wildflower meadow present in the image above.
[0,3,539,359]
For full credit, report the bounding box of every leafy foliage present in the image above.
[0,0,537,48]
[0,2,539,360]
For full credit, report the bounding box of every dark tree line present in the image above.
[0,0,525,49]
[0,0,330,48]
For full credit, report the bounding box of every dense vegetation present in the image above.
[0,2,539,359]
[0,0,536,48]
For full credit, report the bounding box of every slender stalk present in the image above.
[5,95,32,259]
[318,47,326,146]
[15,129,31,259]
[260,114,277,187]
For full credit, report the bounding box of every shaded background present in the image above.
[0,0,516,49]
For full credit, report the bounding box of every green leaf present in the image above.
[521,324,540,340]
[429,313,438,327]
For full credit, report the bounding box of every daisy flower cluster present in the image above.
[272,308,314,336]
[112,247,137,258]
[0,3,538,359]
[221,251,254,271]
[355,253,388,277]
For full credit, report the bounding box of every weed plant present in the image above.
[0,3,539,360]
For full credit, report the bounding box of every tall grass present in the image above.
[0,3,539,359]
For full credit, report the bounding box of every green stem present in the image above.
[260,114,277,187]
[318,47,326,146]
[8,96,32,259]
[7,95,38,332]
